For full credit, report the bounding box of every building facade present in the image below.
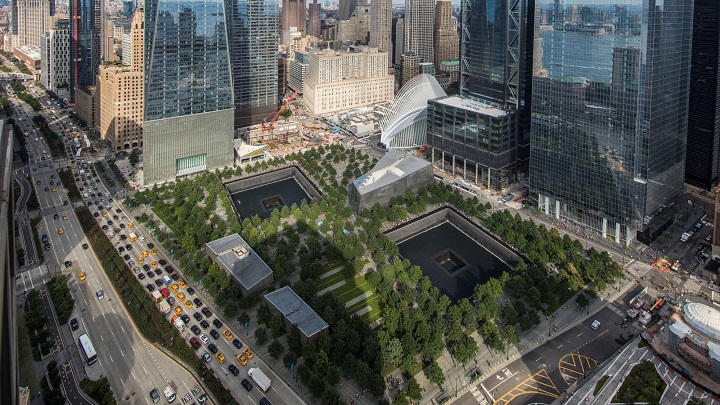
[227,0,279,126]
[370,0,391,66]
[143,0,235,185]
[339,0,357,21]
[70,0,102,100]
[393,18,404,67]
[40,19,70,95]
[303,46,394,114]
[281,0,306,34]
[308,0,322,38]
[433,0,458,67]
[685,0,720,190]
[99,10,144,150]
[288,49,310,94]
[530,0,693,244]
[404,0,433,64]
[12,0,54,48]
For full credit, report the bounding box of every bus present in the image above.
[76,148,82,158]
[78,333,98,365]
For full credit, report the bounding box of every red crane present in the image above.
[262,91,299,131]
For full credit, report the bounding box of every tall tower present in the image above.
[339,0,357,21]
[143,0,235,184]
[281,0,307,34]
[529,0,693,244]
[433,0,458,66]
[308,0,322,38]
[12,0,55,48]
[370,0,392,66]
[404,0,434,64]
[685,0,720,190]
[70,0,101,100]
[227,0,280,126]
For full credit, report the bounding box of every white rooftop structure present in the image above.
[435,96,509,118]
[683,302,720,342]
[669,318,693,338]
[352,149,431,195]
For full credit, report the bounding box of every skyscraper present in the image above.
[529,0,693,244]
[70,0,101,100]
[227,0,280,126]
[404,0,434,64]
[281,0,306,34]
[12,0,55,48]
[40,19,70,95]
[143,0,235,185]
[685,0,720,190]
[339,0,357,21]
[370,0,392,66]
[433,0,458,66]
[308,0,322,38]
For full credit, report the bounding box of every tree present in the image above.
[238,312,250,325]
[424,361,445,386]
[406,378,422,401]
[255,327,269,345]
[385,337,404,366]
[269,314,286,336]
[452,336,479,364]
[501,325,519,359]
[576,293,590,310]
[268,340,285,359]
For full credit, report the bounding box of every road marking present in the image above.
[577,333,583,338]
[536,357,542,362]
[247,396,257,404]
[108,355,113,363]
[490,370,519,391]
[557,344,563,349]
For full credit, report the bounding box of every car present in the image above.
[232,339,243,349]
[174,306,182,315]
[236,354,248,366]
[120,233,127,239]
[107,220,113,225]
[108,232,114,238]
[243,348,254,359]
[64,260,72,268]
[170,274,179,281]
[213,319,223,329]
[591,320,601,330]
[150,388,161,403]
[167,296,175,305]
[128,261,135,267]
[62,214,68,220]
[127,222,134,228]
[150,261,158,268]
[150,249,157,256]
[101,225,108,230]
[141,250,148,257]
[180,314,191,324]
[215,353,225,364]
[228,364,240,376]
[154,268,162,276]
[58,227,64,234]
[145,271,154,279]
[184,300,193,309]
[223,330,233,340]
[241,379,252,391]
[102,211,108,217]
[137,257,144,264]
[186,287,195,295]
[190,325,201,335]
[119,246,126,253]
[189,336,201,350]
[139,236,145,242]
[96,290,104,300]
[44,187,49,192]
[170,283,179,292]
[210,330,220,339]
[148,243,155,249]
[199,334,209,344]
[124,254,131,260]
[119,224,125,229]
[208,343,218,354]
[53,213,59,220]
[177,292,185,301]
[202,351,211,362]
[193,312,203,321]
[70,318,79,331]
[126,244,133,250]
[159,259,167,266]
[177,280,186,289]
[143,264,151,271]
[154,279,164,287]
[138,273,146,280]
[164,266,174,274]
[201,308,212,317]
[146,284,155,292]
[193,298,203,307]
[82,243,89,250]
[93,212,100,217]
[199,320,210,329]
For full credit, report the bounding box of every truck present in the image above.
[248,368,271,392]
[680,232,691,242]
[171,315,186,332]
[128,232,138,242]
[158,300,171,315]
[151,290,163,303]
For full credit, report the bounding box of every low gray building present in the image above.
[205,234,274,296]
[263,286,328,343]
[349,149,434,213]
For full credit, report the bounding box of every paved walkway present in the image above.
[316,280,345,296]
[344,291,373,308]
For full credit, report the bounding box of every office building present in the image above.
[99,10,144,150]
[339,0,357,21]
[206,234,274,296]
[337,2,370,43]
[434,0,458,66]
[227,0,279,126]
[370,0,391,66]
[281,0,306,34]
[40,19,70,96]
[393,18,404,66]
[288,49,310,93]
[308,0,322,38]
[685,0,720,190]
[70,0,102,101]
[303,46,394,115]
[404,0,433,64]
[75,85,98,129]
[121,33,131,65]
[11,0,54,48]
[143,0,235,185]
[401,52,419,87]
[530,0,692,244]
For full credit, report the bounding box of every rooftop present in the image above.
[683,302,720,342]
[264,286,328,338]
[352,149,431,195]
[206,234,273,290]
[435,96,509,118]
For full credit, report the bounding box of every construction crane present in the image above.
[261,91,299,131]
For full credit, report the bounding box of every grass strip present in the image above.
[58,168,82,202]
[30,217,44,264]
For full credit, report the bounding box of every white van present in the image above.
[591,320,601,330]
[163,386,176,403]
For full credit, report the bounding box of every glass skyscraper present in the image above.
[69,0,101,100]
[227,0,280,126]
[143,0,235,185]
[529,0,693,244]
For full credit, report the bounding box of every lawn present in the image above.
[321,274,384,323]
[613,361,666,404]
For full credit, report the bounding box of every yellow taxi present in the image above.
[242,348,254,359]
[71,164,76,169]
[236,354,248,366]
[223,330,233,340]
[62,214,68,220]
[170,283,179,292]
[150,249,157,256]
[178,280,186,289]
[215,353,225,364]
[102,211,108,217]
[137,257,144,264]
[173,306,182,315]
[127,222,134,228]
[141,250,148,257]
[58,227,64,235]
[150,261,158,268]
[176,292,185,301]
[184,300,193,309]
[78,272,86,281]
[51,187,56,192]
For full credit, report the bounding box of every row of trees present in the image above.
[47,275,74,325]
[24,290,53,359]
